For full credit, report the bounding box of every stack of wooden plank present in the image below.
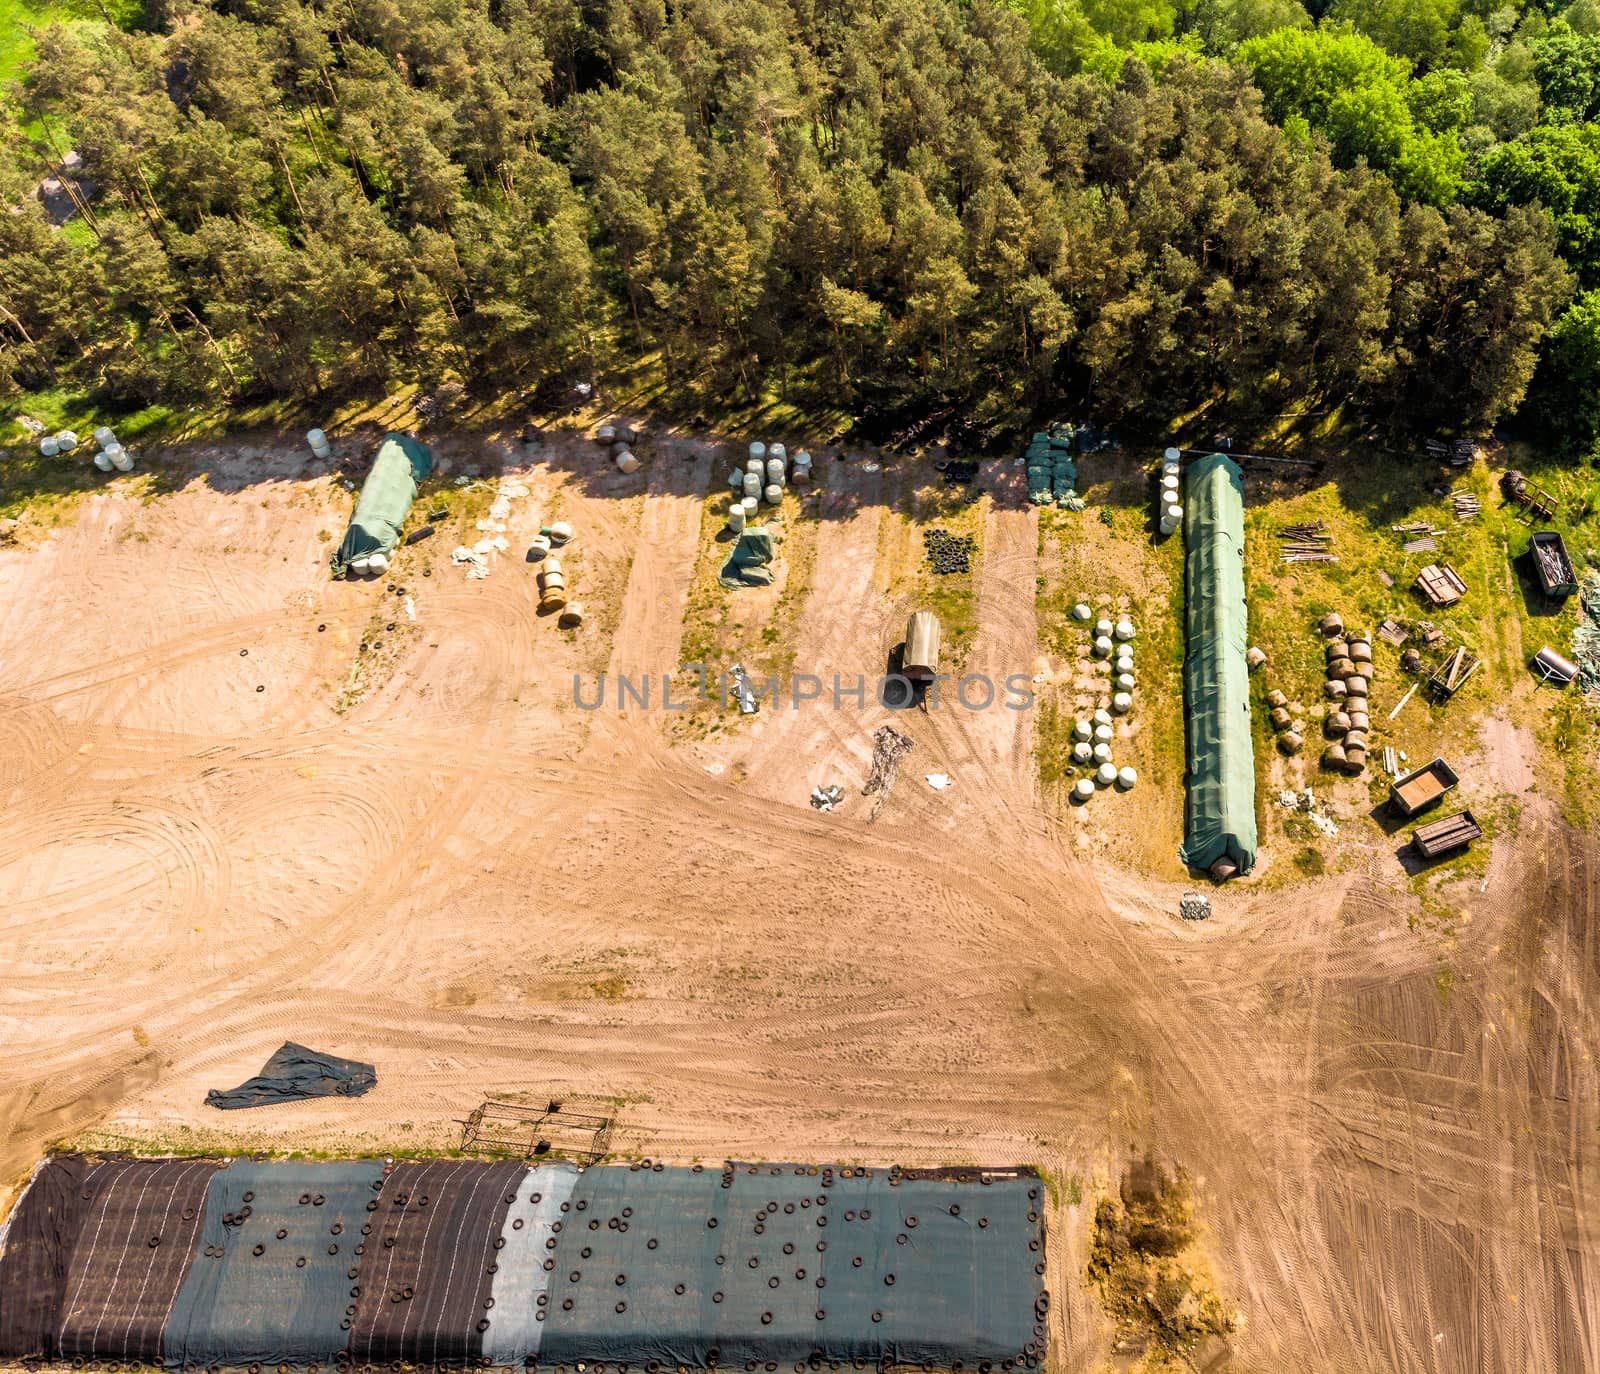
[1278,521,1336,563]
[1451,489,1481,520]
[1415,563,1468,607]
[1426,437,1477,466]
[1413,810,1482,858]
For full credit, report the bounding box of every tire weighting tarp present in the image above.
[331,433,433,577]
[204,1043,377,1111]
[55,1159,219,1362]
[6,1158,1045,1370]
[347,1159,525,1366]
[1178,453,1258,875]
[535,1164,1043,1368]
[164,1160,386,1368]
[482,1165,580,1365]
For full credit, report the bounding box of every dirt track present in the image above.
[2,435,1598,1373]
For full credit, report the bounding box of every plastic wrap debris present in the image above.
[452,546,490,579]
[926,773,952,790]
[1179,892,1211,921]
[810,784,845,812]
[863,725,915,820]
[403,597,417,621]
[1275,787,1338,837]
[861,461,881,474]
[728,663,760,714]
[454,475,471,487]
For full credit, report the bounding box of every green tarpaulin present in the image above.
[719,526,776,588]
[331,433,433,576]
[1178,454,1257,878]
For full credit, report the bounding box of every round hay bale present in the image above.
[1269,706,1292,731]
[1347,709,1369,732]
[1095,618,1114,638]
[1266,688,1288,710]
[1210,858,1238,881]
[1094,724,1113,743]
[1325,711,1350,738]
[1321,612,1344,638]
[596,425,616,445]
[1343,747,1367,773]
[1111,692,1132,714]
[1325,638,1349,661]
[1349,641,1373,665]
[550,521,574,544]
[1117,766,1137,789]
[1093,636,1113,658]
[1093,709,1113,727]
[1325,679,1348,701]
[1401,648,1423,673]
[1344,729,1369,752]
[1330,656,1355,678]
[1073,720,1092,742]
[1072,778,1095,802]
[1072,603,1092,621]
[1114,619,1136,642]
[1344,628,1368,645]
[1279,730,1304,755]
[1323,743,1347,769]
[540,587,568,612]
[1246,646,1267,669]
[558,603,584,628]
[1116,672,1136,692]
[1072,742,1092,764]
[1096,762,1118,787]
[1092,742,1112,763]
[1345,675,1369,697]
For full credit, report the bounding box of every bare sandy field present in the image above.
[1,430,1598,1373]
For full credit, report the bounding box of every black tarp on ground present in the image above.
[535,1163,1044,1369]
[55,1159,218,1363]
[346,1159,524,1367]
[0,1156,87,1358]
[204,1044,377,1110]
[164,1159,387,1369]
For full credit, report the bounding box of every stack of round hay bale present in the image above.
[538,554,567,612]
[1265,687,1304,755]
[1321,621,1373,774]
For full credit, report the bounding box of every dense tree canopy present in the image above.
[0,0,1586,435]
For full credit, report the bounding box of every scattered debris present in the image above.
[923,528,975,575]
[1275,788,1338,837]
[1377,618,1408,647]
[728,662,760,715]
[1179,892,1211,921]
[1530,530,1578,599]
[1377,569,1395,587]
[925,773,952,791]
[405,524,435,545]
[1382,746,1398,777]
[451,545,489,578]
[809,784,845,812]
[403,596,417,622]
[940,459,979,486]
[1389,681,1420,720]
[862,724,915,820]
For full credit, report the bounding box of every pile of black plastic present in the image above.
[924,527,975,574]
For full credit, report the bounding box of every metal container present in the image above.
[596,425,617,444]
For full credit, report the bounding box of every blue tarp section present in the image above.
[536,1164,1043,1368]
[164,1160,386,1368]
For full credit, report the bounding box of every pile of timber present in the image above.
[1278,520,1335,563]
[1451,489,1482,520]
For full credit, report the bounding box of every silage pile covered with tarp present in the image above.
[0,1156,1047,1371]
[1178,453,1257,877]
[331,433,433,577]
[718,526,776,588]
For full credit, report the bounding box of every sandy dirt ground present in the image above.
[2,431,1599,1373]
